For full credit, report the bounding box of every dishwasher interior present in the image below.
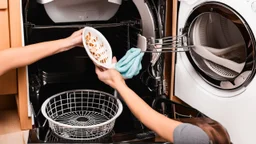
[22,0,205,143]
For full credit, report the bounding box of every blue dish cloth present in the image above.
[115,48,144,79]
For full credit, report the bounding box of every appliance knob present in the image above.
[252,1,256,12]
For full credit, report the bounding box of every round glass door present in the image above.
[184,2,255,89]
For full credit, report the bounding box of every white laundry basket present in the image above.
[41,89,123,140]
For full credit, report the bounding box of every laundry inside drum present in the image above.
[188,12,252,89]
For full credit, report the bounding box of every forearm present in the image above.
[115,82,181,142]
[0,38,72,75]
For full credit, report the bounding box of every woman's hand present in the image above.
[95,57,125,89]
[63,29,84,51]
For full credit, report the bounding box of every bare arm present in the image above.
[115,81,181,142]
[0,29,83,76]
[95,59,182,142]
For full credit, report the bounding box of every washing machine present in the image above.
[174,0,256,143]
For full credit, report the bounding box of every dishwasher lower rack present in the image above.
[41,89,123,140]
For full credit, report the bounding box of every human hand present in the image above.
[65,29,83,49]
[95,57,125,89]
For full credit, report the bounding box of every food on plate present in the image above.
[85,32,108,64]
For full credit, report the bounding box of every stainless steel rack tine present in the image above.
[141,48,191,53]
[146,45,195,50]
[154,34,186,41]
[141,35,193,53]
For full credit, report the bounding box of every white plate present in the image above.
[82,27,114,69]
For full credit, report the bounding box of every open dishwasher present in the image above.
[22,0,208,143]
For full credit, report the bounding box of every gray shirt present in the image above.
[173,123,210,144]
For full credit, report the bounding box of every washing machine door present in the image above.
[178,2,256,90]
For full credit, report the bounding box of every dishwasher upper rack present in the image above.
[24,20,142,51]
[24,20,141,29]
[24,21,192,54]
